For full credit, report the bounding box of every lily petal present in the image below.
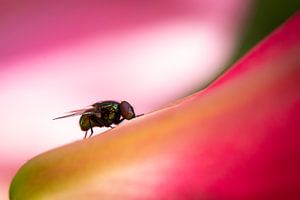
[10,12,300,200]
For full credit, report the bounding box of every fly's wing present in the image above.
[53,107,95,120]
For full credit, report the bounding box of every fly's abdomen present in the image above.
[79,114,95,131]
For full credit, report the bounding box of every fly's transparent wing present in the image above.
[53,107,95,120]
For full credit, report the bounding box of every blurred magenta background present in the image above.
[0,0,251,198]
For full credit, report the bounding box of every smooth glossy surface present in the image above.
[10,12,300,200]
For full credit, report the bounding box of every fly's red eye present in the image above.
[120,101,135,119]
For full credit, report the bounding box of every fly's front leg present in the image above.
[114,117,125,125]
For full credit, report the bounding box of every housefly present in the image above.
[54,101,143,139]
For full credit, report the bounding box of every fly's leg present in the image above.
[114,117,125,125]
[92,115,105,129]
[88,118,94,138]
[110,117,124,129]
[84,131,88,139]
[89,127,94,138]
[118,118,125,124]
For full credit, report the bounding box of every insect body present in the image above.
[54,101,143,139]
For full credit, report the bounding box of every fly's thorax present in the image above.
[101,106,118,123]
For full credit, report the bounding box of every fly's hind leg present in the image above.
[83,128,93,139]
[89,127,94,138]
[84,131,88,139]
[88,118,94,138]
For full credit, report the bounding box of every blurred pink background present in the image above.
[0,0,251,198]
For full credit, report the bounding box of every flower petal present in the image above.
[10,12,300,200]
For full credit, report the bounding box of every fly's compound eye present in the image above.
[120,101,135,119]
